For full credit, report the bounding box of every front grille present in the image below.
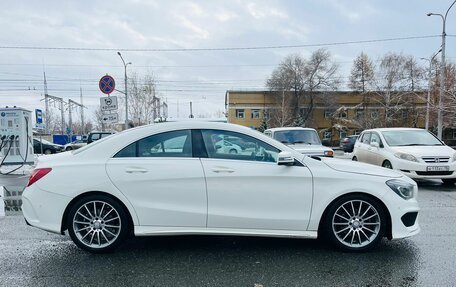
[416,171,454,176]
[422,156,450,163]
[401,212,418,227]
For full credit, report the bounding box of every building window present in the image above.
[251,109,260,119]
[324,110,333,118]
[354,129,363,135]
[324,131,331,139]
[401,109,408,119]
[355,110,364,119]
[371,110,379,119]
[340,111,347,119]
[340,130,347,139]
[453,130,456,139]
[236,109,245,119]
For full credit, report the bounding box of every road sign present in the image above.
[35,109,43,124]
[99,75,116,94]
[102,113,119,124]
[100,96,118,112]
[35,123,45,130]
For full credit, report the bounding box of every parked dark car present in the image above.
[340,135,359,152]
[33,138,64,154]
[87,131,114,144]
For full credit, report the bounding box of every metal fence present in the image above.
[1,185,23,215]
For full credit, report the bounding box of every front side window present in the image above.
[114,130,192,158]
[370,133,381,145]
[201,129,279,163]
[361,132,371,144]
[236,109,245,119]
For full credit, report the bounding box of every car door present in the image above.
[106,129,207,227]
[199,129,313,231]
[366,132,382,166]
[355,132,371,163]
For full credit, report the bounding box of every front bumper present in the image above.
[382,186,420,240]
[393,160,456,180]
[22,185,72,234]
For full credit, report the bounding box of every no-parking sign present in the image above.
[99,75,116,94]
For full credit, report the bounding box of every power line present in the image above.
[0,35,441,52]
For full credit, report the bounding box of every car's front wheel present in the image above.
[382,160,393,169]
[66,146,73,151]
[352,156,358,161]
[67,195,130,253]
[322,194,386,252]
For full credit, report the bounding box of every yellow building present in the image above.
[225,90,427,145]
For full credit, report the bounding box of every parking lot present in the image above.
[1,173,455,286]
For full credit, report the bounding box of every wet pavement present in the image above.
[1,176,456,286]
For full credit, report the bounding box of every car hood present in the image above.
[321,157,402,178]
[287,144,332,154]
[390,145,455,157]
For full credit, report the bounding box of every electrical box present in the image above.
[0,107,34,165]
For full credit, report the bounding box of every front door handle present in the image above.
[212,167,235,173]
[125,167,148,173]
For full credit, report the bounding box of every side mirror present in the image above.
[215,145,221,150]
[277,151,295,166]
[371,142,379,148]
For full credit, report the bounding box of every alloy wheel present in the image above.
[72,200,122,249]
[331,200,381,248]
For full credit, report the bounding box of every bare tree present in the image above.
[127,73,160,125]
[349,52,374,93]
[266,49,340,127]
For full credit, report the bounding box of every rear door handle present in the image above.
[212,167,235,173]
[125,167,148,173]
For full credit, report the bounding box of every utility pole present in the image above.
[43,94,66,134]
[68,99,85,135]
[80,87,85,135]
[421,49,441,131]
[43,72,49,134]
[117,52,131,129]
[189,102,194,118]
[427,0,456,139]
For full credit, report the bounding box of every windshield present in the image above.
[35,138,54,145]
[381,130,443,147]
[274,130,321,145]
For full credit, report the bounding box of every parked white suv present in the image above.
[264,127,334,157]
[352,128,456,184]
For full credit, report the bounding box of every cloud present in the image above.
[246,2,288,19]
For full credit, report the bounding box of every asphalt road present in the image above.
[1,176,456,286]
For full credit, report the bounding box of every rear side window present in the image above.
[114,130,192,158]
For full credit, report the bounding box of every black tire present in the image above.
[322,194,386,252]
[67,194,130,253]
[44,149,52,155]
[229,149,238,154]
[382,160,393,169]
[442,178,456,185]
[66,147,73,151]
[352,156,358,161]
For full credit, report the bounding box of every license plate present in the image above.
[426,166,449,172]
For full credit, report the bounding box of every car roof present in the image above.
[265,127,317,132]
[363,128,425,133]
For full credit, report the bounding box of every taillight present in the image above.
[27,168,52,187]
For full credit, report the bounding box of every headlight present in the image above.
[324,150,334,157]
[394,152,418,162]
[386,179,415,200]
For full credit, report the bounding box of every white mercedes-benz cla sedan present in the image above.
[22,122,419,253]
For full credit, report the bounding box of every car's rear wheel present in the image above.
[382,160,393,169]
[67,195,130,253]
[323,194,386,252]
[442,178,456,185]
[229,149,238,154]
[44,149,52,155]
[66,147,73,151]
[352,156,358,161]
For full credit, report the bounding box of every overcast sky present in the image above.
[1,0,455,124]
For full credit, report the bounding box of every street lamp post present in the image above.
[427,0,456,140]
[117,52,132,129]
[421,49,441,131]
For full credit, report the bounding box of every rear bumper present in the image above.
[22,185,72,234]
